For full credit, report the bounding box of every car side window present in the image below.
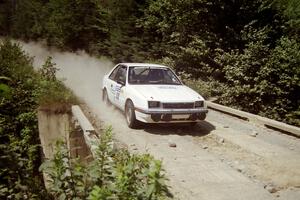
[109,65,121,80]
[115,66,127,84]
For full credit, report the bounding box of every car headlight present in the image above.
[148,101,160,108]
[195,101,204,108]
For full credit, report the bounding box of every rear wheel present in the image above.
[102,89,111,106]
[125,100,138,128]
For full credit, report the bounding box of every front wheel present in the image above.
[198,113,206,120]
[125,100,138,128]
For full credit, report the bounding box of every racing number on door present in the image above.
[114,66,126,103]
[108,65,127,103]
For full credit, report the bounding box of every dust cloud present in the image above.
[18,40,128,126]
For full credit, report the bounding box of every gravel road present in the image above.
[20,41,300,200]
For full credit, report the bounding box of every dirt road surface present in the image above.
[21,41,300,200]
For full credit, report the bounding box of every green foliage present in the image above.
[35,56,77,106]
[180,73,227,100]
[0,0,299,125]
[169,36,222,79]
[0,40,77,198]
[40,141,86,199]
[40,127,170,200]
[39,56,59,81]
[267,0,300,37]
[260,37,300,125]
[0,40,49,199]
[10,0,45,40]
[215,29,300,126]
[0,76,12,100]
[101,0,148,62]
[43,0,109,50]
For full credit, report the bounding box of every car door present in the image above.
[106,65,121,105]
[113,65,127,110]
[107,65,127,107]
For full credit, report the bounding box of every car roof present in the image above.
[119,63,169,68]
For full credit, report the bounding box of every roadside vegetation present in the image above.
[41,127,169,200]
[0,40,169,199]
[1,0,298,126]
[0,40,76,199]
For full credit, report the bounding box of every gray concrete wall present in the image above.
[38,109,70,159]
[38,108,92,162]
[38,107,93,190]
[69,123,93,164]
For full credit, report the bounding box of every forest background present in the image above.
[0,0,299,126]
[0,0,299,199]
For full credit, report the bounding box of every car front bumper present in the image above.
[134,107,208,123]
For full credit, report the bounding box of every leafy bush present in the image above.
[0,76,12,99]
[0,40,49,199]
[0,40,78,199]
[40,127,170,200]
[215,30,300,126]
[178,72,227,100]
[35,56,78,108]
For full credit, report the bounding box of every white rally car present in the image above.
[102,63,208,128]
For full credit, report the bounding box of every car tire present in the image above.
[198,113,206,120]
[102,89,111,106]
[125,100,138,128]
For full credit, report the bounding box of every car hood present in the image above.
[130,85,204,102]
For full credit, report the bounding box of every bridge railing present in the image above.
[207,102,300,137]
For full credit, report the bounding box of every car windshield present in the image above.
[128,67,182,85]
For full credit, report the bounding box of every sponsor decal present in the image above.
[115,85,121,100]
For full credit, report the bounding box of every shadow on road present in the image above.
[103,105,215,136]
[142,121,215,137]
